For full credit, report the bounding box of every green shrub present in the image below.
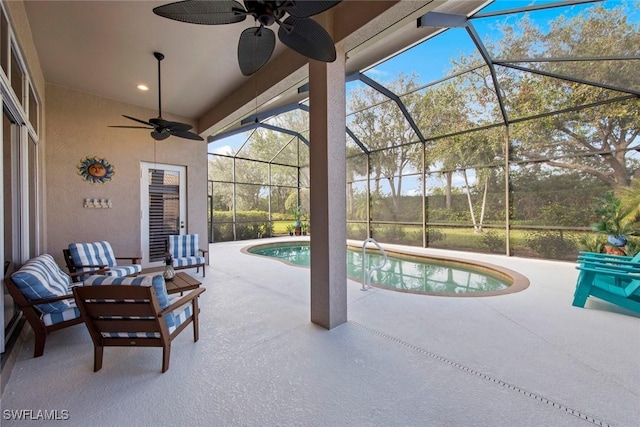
[426,228,445,243]
[374,225,405,244]
[235,223,263,240]
[525,231,577,260]
[578,234,606,253]
[481,231,505,253]
[347,224,368,240]
[213,223,234,242]
[624,237,640,257]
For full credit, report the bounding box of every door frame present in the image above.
[140,162,186,268]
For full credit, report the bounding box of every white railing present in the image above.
[361,238,388,291]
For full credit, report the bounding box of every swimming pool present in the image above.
[246,241,529,297]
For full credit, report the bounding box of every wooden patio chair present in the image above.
[64,241,142,282]
[5,254,106,357]
[73,275,205,373]
[167,234,208,277]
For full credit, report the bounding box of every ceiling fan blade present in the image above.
[278,17,336,62]
[151,129,171,141]
[284,1,342,19]
[150,118,193,132]
[170,129,205,141]
[153,0,247,25]
[238,26,275,76]
[122,115,155,127]
[108,125,154,129]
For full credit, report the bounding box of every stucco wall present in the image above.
[45,84,207,267]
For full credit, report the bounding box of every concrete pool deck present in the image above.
[2,237,639,426]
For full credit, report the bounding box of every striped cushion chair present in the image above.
[6,254,84,357]
[168,234,207,277]
[73,275,205,373]
[66,241,142,282]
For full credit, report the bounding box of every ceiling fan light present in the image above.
[110,53,204,141]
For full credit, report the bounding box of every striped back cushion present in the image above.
[68,241,117,270]
[83,275,174,328]
[168,234,199,258]
[11,254,72,313]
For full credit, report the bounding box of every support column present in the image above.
[309,42,347,329]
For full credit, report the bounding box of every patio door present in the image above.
[140,163,186,267]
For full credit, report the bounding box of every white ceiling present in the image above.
[23,0,487,135]
[24,0,279,119]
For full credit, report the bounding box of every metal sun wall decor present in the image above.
[77,156,115,184]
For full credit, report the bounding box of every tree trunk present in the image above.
[445,171,452,210]
[463,170,479,232]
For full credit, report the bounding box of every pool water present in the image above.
[248,242,510,295]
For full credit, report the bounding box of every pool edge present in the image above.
[241,239,530,297]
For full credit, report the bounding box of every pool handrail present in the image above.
[361,238,388,291]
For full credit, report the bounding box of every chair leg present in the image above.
[196,264,205,277]
[94,346,104,372]
[572,271,593,308]
[162,344,171,373]
[33,331,46,358]
[192,298,200,342]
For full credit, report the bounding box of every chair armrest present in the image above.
[22,293,75,308]
[69,267,109,280]
[578,257,640,270]
[161,287,206,315]
[577,264,640,279]
[115,256,142,264]
[578,251,632,261]
[71,263,108,269]
[198,249,209,265]
[577,259,640,272]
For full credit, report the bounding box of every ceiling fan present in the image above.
[153,0,342,76]
[109,52,203,141]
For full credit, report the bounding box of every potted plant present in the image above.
[259,222,272,238]
[291,206,303,235]
[591,191,638,252]
[285,224,294,236]
[301,222,308,236]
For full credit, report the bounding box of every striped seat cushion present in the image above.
[100,302,192,338]
[104,265,142,278]
[68,241,118,268]
[42,305,81,326]
[11,254,73,313]
[168,234,204,268]
[173,256,206,268]
[82,275,175,329]
[68,242,142,280]
[168,234,200,258]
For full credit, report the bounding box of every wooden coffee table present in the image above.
[164,272,202,294]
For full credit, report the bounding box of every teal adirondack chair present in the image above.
[574,259,640,314]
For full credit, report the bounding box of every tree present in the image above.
[348,74,424,220]
[483,5,640,189]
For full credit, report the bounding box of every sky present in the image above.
[362,0,638,87]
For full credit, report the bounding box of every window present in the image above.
[0,8,7,76]
[10,47,23,106]
[28,83,38,134]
